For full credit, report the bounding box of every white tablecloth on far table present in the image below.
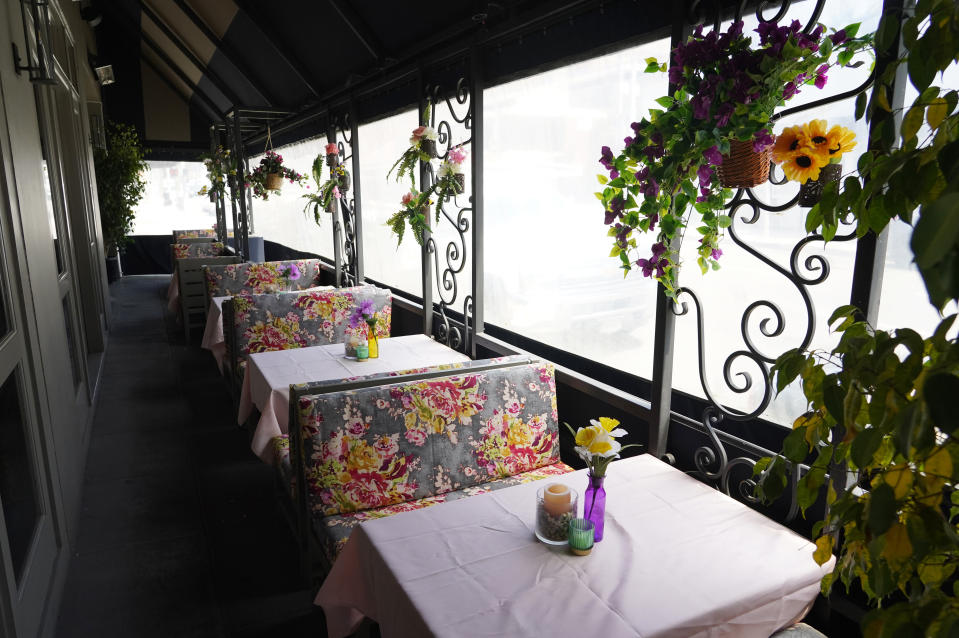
[240,334,471,462]
[315,454,834,638]
[200,286,333,373]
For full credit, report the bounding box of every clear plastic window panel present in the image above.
[133,160,217,235]
[247,137,333,259]
[358,109,424,296]
[483,39,671,379]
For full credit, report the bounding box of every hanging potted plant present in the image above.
[247,150,305,200]
[325,142,339,167]
[772,119,856,207]
[197,145,235,202]
[437,145,468,196]
[386,189,433,246]
[387,108,438,186]
[596,20,871,297]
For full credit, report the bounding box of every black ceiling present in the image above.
[89,0,681,155]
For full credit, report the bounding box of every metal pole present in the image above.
[350,99,365,284]
[419,69,434,337]
[329,118,344,286]
[469,47,484,358]
[229,113,248,261]
[647,5,690,460]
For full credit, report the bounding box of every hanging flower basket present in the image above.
[325,198,337,213]
[453,172,465,193]
[717,139,771,189]
[797,163,842,207]
[266,172,284,191]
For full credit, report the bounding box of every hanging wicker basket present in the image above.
[337,170,351,192]
[717,139,771,189]
[326,153,339,167]
[452,173,465,194]
[266,172,284,191]
[797,163,842,207]
[325,198,337,213]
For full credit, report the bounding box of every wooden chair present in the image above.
[177,255,239,342]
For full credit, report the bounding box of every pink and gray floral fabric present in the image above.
[173,228,217,241]
[230,287,391,358]
[170,242,227,260]
[291,360,569,563]
[204,260,324,298]
[296,361,561,519]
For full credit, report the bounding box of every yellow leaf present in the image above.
[925,447,953,481]
[609,245,622,258]
[927,98,948,130]
[882,465,914,500]
[793,412,817,430]
[814,535,834,565]
[881,523,913,565]
[827,482,837,506]
[918,555,956,587]
[876,85,892,112]
[915,473,945,508]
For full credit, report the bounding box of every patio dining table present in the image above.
[239,334,471,463]
[316,454,834,638]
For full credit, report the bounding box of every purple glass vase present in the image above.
[584,473,606,541]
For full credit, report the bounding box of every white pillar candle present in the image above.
[542,483,571,517]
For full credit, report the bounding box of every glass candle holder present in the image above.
[355,344,369,360]
[568,518,595,556]
[535,484,577,545]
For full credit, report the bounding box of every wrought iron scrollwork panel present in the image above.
[423,76,474,353]
[670,0,872,518]
[332,113,359,288]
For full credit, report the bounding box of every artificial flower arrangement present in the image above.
[277,262,301,290]
[247,150,306,201]
[302,150,351,224]
[386,189,434,246]
[197,145,235,201]
[772,119,855,206]
[348,297,378,332]
[565,417,641,478]
[596,20,871,297]
[386,140,468,246]
[325,142,340,166]
[388,121,438,185]
[565,417,641,541]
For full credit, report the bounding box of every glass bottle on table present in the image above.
[366,317,379,358]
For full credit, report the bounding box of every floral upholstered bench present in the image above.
[222,286,392,391]
[203,259,326,302]
[288,356,574,573]
[170,241,228,260]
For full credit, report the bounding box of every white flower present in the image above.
[438,160,456,177]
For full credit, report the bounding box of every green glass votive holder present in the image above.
[568,518,595,556]
[355,344,369,360]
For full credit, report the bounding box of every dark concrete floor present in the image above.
[55,275,325,638]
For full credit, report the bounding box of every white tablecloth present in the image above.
[316,454,833,638]
[200,286,333,373]
[200,295,230,372]
[240,334,471,462]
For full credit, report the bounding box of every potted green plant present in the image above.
[755,4,959,634]
[596,19,871,297]
[93,120,147,281]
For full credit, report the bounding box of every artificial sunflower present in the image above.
[825,125,856,158]
[780,148,829,183]
[771,125,806,164]
[803,119,832,159]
